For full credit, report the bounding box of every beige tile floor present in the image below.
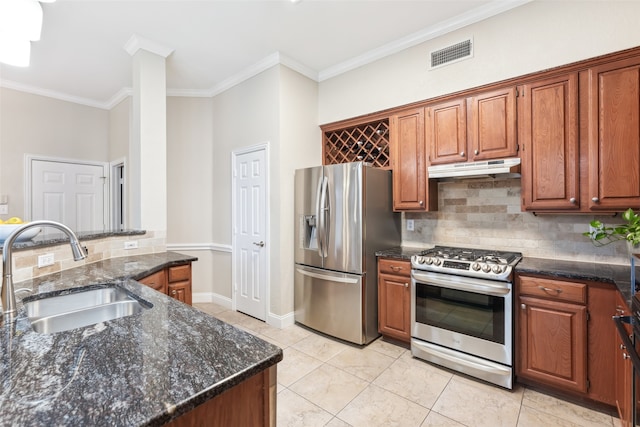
[194,303,620,427]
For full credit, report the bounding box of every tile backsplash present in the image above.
[403,178,629,265]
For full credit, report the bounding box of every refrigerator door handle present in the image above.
[318,175,329,258]
[315,175,324,257]
[296,267,359,284]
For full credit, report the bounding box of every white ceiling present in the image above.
[0,0,530,109]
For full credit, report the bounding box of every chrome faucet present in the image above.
[2,220,88,321]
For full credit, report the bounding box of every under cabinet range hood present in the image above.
[428,158,521,179]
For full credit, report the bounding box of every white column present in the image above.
[125,35,173,232]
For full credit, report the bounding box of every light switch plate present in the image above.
[406,219,414,231]
[0,204,8,215]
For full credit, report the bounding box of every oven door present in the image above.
[411,270,512,365]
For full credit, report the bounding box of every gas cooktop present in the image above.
[411,245,522,281]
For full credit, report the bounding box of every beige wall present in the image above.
[0,87,109,220]
[318,1,640,124]
[166,97,216,297]
[108,97,131,162]
[273,65,321,316]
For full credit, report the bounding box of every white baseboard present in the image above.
[267,311,295,328]
[192,292,232,309]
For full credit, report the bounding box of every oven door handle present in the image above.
[613,315,640,372]
[411,270,510,297]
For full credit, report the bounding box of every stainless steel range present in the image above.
[411,246,522,389]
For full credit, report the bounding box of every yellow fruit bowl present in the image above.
[0,223,42,243]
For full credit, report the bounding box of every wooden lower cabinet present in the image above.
[166,365,277,427]
[377,258,411,343]
[517,294,588,392]
[139,263,192,305]
[516,274,618,406]
[614,292,633,427]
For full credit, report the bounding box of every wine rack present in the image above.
[322,119,390,168]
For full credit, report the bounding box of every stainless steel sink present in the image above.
[24,286,150,334]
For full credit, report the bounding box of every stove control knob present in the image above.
[416,256,425,264]
[481,264,491,273]
[492,265,502,274]
[433,258,441,266]
[425,257,433,265]
[471,262,481,271]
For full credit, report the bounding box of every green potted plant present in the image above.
[584,208,640,248]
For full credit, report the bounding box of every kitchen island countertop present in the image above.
[0,252,283,426]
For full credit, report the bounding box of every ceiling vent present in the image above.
[430,38,473,69]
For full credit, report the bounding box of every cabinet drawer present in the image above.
[378,258,411,277]
[519,276,586,304]
[168,264,191,283]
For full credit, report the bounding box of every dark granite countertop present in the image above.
[515,257,636,306]
[0,252,283,426]
[1,229,147,252]
[376,246,637,306]
[375,246,428,260]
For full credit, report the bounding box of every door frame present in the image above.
[25,154,110,225]
[110,158,127,230]
[231,142,271,318]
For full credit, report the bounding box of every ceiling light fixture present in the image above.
[0,0,55,67]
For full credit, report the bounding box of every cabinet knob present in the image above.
[419,200,424,206]
[623,353,631,360]
[474,149,479,155]
[172,290,177,295]
[391,266,403,272]
[592,197,600,203]
[569,197,576,204]
[404,283,409,288]
[621,343,627,350]
[521,303,526,310]
[460,151,465,157]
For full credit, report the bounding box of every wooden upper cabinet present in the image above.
[520,74,580,211]
[469,87,518,161]
[427,87,517,166]
[391,108,435,211]
[586,56,640,211]
[426,98,467,165]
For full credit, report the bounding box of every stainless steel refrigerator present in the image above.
[294,162,401,345]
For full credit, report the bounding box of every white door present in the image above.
[233,146,268,321]
[31,159,107,234]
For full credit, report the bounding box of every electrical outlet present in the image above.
[0,204,7,215]
[37,253,55,268]
[406,219,414,231]
[124,241,138,250]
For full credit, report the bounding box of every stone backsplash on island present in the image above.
[1,230,166,283]
[403,178,629,265]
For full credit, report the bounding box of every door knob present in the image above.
[253,241,265,247]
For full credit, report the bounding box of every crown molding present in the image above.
[0,78,108,109]
[124,34,174,58]
[318,0,532,81]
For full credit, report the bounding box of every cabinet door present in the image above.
[391,108,428,211]
[517,296,587,393]
[468,87,518,161]
[587,57,640,210]
[426,99,467,165]
[520,74,579,211]
[378,273,411,343]
[614,293,633,427]
[168,281,192,305]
